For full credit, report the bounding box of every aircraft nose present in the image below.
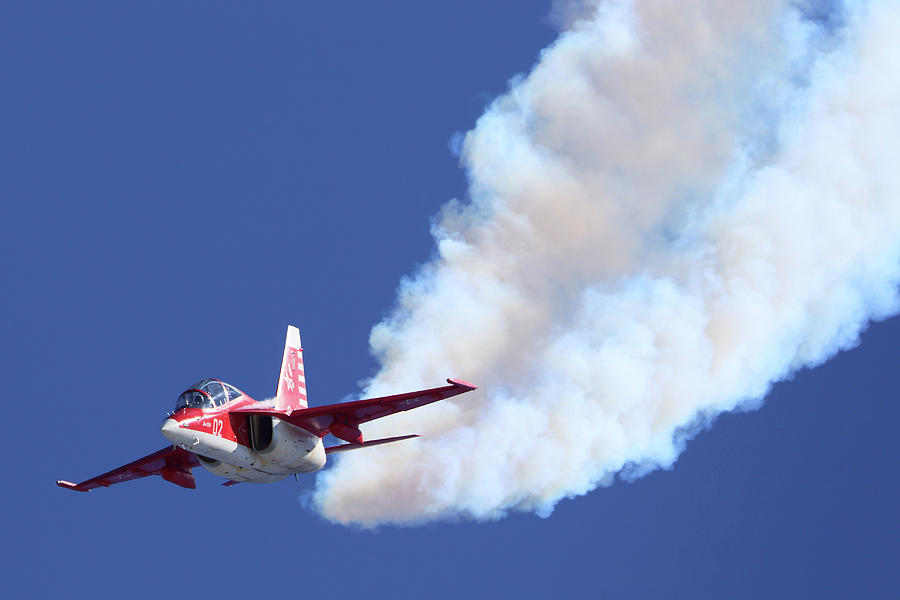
[161,418,181,443]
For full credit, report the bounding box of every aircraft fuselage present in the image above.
[161,395,326,484]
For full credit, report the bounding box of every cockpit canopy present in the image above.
[175,378,243,411]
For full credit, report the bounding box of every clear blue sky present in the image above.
[2,2,896,598]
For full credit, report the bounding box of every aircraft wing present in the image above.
[57,445,200,492]
[234,378,476,440]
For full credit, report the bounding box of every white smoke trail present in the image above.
[313,0,900,526]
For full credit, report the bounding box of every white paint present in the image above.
[197,456,287,484]
[276,325,308,410]
[285,325,302,350]
[257,421,326,473]
[161,413,327,482]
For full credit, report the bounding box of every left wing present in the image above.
[234,378,476,445]
[57,446,200,492]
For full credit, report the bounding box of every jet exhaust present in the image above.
[313,0,900,526]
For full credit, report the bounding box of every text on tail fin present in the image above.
[276,325,307,411]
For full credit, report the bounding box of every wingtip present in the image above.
[447,378,477,390]
[56,480,86,492]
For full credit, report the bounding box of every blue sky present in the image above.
[2,2,897,598]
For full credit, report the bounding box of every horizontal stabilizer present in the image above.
[325,434,420,454]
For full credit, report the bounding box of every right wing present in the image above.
[233,378,477,443]
[57,446,200,492]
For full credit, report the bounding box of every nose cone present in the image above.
[161,418,182,444]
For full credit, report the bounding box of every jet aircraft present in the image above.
[57,326,476,491]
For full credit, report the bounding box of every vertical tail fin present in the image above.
[275,325,307,412]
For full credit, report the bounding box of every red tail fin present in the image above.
[275,325,307,412]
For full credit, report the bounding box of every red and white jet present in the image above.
[58,326,476,491]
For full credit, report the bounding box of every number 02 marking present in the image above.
[212,419,224,437]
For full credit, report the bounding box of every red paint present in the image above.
[329,421,364,445]
[235,378,479,439]
[56,446,200,492]
[173,395,260,448]
[172,408,202,421]
[160,465,196,489]
[324,434,420,454]
[57,326,479,492]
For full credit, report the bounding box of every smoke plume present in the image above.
[313,0,900,525]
